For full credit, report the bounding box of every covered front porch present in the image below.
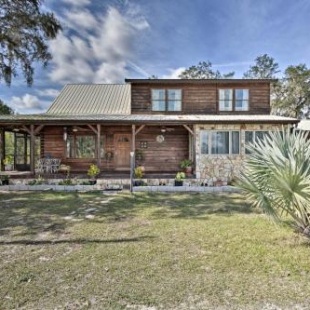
[0,119,195,177]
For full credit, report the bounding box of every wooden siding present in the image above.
[135,126,188,172]
[41,125,188,173]
[131,82,270,115]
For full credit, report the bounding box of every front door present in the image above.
[114,134,131,170]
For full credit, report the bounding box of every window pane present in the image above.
[152,89,165,100]
[255,131,269,142]
[168,100,181,111]
[235,89,248,100]
[245,131,254,154]
[235,89,249,111]
[211,131,229,154]
[152,100,165,111]
[168,89,181,100]
[67,136,95,159]
[219,89,233,111]
[200,131,209,154]
[75,136,95,158]
[231,131,240,154]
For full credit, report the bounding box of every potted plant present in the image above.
[0,174,9,185]
[174,172,185,186]
[87,164,100,185]
[134,166,145,186]
[3,156,13,171]
[180,159,193,176]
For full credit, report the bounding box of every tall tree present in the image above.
[0,0,62,86]
[272,64,310,118]
[243,54,280,79]
[178,61,234,79]
[0,98,13,114]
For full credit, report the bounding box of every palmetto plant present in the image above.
[237,128,310,237]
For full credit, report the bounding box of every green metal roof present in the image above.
[46,84,131,115]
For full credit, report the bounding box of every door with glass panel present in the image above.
[114,134,131,170]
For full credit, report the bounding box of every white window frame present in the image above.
[200,130,240,155]
[151,89,182,111]
[218,89,249,111]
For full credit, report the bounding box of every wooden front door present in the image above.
[114,134,131,170]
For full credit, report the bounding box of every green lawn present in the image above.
[0,191,310,310]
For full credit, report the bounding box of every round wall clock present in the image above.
[156,135,165,143]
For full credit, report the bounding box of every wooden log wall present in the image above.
[41,125,189,173]
[135,126,188,172]
[131,82,271,115]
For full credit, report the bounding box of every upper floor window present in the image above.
[152,89,182,111]
[219,89,249,111]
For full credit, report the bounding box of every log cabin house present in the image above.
[0,79,298,183]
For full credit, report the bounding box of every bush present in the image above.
[237,128,310,237]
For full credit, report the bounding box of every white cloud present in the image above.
[48,3,149,84]
[162,67,186,79]
[61,0,91,7]
[9,94,45,113]
[36,88,60,98]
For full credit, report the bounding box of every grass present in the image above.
[0,191,310,310]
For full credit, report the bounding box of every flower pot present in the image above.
[184,166,193,176]
[174,180,183,186]
[1,179,9,185]
[89,179,97,185]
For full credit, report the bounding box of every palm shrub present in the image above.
[237,128,310,237]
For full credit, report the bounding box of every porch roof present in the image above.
[0,114,299,125]
[46,84,131,115]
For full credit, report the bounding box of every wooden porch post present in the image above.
[132,124,136,152]
[97,124,101,167]
[0,128,4,171]
[132,124,136,163]
[30,124,35,173]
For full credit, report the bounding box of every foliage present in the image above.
[0,174,9,181]
[0,0,62,86]
[3,155,13,165]
[28,175,45,185]
[58,178,73,186]
[178,61,234,79]
[272,64,310,118]
[134,166,144,179]
[237,128,310,237]
[175,171,186,180]
[180,159,193,169]
[243,54,280,79]
[87,164,100,178]
[0,99,13,114]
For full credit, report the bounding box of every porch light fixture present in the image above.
[12,128,19,132]
[63,127,67,141]
[72,126,78,132]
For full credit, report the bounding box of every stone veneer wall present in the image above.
[194,123,284,185]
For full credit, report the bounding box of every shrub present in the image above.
[237,128,310,237]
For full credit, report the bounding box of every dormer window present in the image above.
[219,89,249,111]
[152,89,182,111]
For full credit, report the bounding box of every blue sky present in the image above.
[1,0,310,114]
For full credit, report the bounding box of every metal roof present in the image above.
[0,114,298,125]
[46,84,131,115]
[125,78,277,84]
